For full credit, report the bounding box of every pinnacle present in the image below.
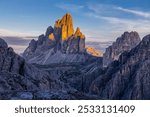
[55,13,74,40]
[74,27,85,39]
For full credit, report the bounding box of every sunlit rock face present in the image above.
[74,27,85,39]
[103,31,141,67]
[49,33,55,41]
[53,13,86,53]
[86,46,103,57]
[55,13,74,41]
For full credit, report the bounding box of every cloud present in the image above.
[87,3,116,14]
[87,3,150,18]
[87,13,150,38]
[56,3,84,12]
[116,7,150,18]
[86,3,150,39]
[0,36,33,53]
[0,28,40,37]
[9,45,27,54]
[1,36,31,46]
[0,28,39,53]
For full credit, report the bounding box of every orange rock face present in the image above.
[86,46,103,57]
[49,33,55,41]
[55,13,74,40]
[74,27,85,39]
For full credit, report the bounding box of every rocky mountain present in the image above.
[103,31,141,67]
[23,13,98,64]
[90,35,150,99]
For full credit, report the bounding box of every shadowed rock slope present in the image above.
[90,35,150,99]
[103,31,141,67]
[0,38,98,99]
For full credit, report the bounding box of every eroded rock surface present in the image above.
[90,35,150,99]
[103,31,141,67]
[0,38,99,99]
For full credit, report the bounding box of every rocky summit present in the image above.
[103,31,141,67]
[54,13,74,41]
[23,13,96,64]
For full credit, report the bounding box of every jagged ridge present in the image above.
[90,35,150,99]
[103,31,141,67]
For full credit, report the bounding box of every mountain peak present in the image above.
[74,27,85,39]
[0,38,8,48]
[121,31,140,40]
[103,31,141,67]
[55,13,74,40]
[23,13,87,62]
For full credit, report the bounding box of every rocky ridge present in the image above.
[103,31,141,67]
[0,38,98,99]
[90,35,150,99]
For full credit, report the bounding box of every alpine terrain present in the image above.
[0,13,149,99]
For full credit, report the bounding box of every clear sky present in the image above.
[0,0,150,53]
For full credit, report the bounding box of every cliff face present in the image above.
[90,35,150,99]
[54,13,74,41]
[0,38,65,91]
[0,38,25,74]
[103,31,141,67]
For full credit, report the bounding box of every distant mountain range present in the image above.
[86,41,113,52]
[0,13,149,100]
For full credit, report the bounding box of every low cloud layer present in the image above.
[0,36,34,53]
[1,36,31,46]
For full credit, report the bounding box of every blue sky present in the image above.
[0,0,150,52]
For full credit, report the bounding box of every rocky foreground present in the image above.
[0,13,150,99]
